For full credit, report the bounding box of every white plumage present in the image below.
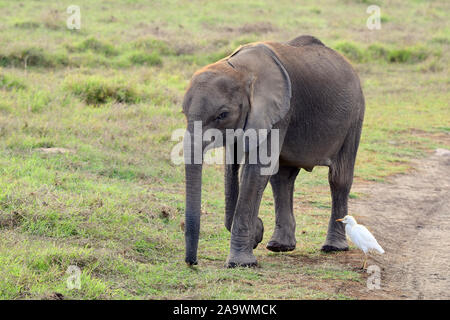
[336,215,384,268]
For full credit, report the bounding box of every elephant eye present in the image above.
[216,111,229,121]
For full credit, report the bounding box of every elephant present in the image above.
[182,35,365,267]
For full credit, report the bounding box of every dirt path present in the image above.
[349,149,450,299]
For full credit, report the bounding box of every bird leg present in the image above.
[361,254,368,270]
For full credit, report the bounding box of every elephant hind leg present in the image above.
[321,121,362,252]
[267,166,300,252]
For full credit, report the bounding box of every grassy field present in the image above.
[0,0,449,299]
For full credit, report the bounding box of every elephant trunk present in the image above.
[224,163,239,231]
[184,123,203,265]
[184,162,202,265]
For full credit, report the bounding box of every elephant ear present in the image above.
[227,43,292,134]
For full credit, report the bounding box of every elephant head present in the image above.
[182,43,292,265]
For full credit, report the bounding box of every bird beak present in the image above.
[336,219,344,222]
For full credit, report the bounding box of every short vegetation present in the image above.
[0,0,448,299]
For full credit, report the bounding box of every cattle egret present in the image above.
[336,215,384,269]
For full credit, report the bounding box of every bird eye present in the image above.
[216,112,229,121]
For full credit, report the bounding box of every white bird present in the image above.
[336,215,384,269]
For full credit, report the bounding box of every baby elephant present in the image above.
[182,35,365,267]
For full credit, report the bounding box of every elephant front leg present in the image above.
[267,166,299,252]
[226,164,270,268]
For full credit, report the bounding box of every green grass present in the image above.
[123,50,163,67]
[0,71,26,90]
[0,47,69,68]
[63,75,143,105]
[67,37,119,57]
[0,0,449,300]
[333,41,433,64]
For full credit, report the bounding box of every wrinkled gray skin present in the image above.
[182,35,365,267]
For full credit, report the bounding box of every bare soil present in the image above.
[348,149,450,299]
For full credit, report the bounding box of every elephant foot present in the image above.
[321,238,348,252]
[266,240,296,252]
[225,251,257,268]
[266,227,296,252]
[252,217,264,249]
